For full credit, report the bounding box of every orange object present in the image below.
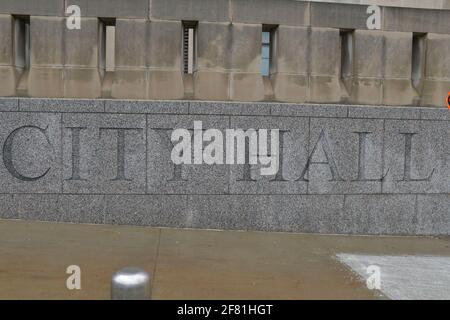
[447,92,450,109]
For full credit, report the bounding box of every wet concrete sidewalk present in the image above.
[0,219,449,300]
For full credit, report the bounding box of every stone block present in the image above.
[275,26,308,75]
[383,79,417,106]
[193,71,230,101]
[232,0,309,26]
[0,194,16,219]
[354,30,384,78]
[383,120,450,193]
[0,98,18,111]
[348,105,420,119]
[349,78,383,105]
[229,73,265,102]
[110,70,148,100]
[15,194,60,222]
[151,0,229,22]
[189,101,271,116]
[311,2,371,30]
[230,23,261,73]
[62,113,146,194]
[228,116,309,195]
[148,70,184,100]
[384,31,412,78]
[115,19,148,68]
[272,26,309,102]
[425,34,450,78]
[30,17,64,67]
[270,103,348,118]
[307,118,384,194]
[197,22,231,71]
[68,0,149,18]
[0,0,64,16]
[104,195,188,227]
[420,108,450,121]
[58,195,105,224]
[64,18,99,68]
[0,67,17,96]
[382,32,416,105]
[272,74,309,103]
[309,75,341,104]
[187,195,345,233]
[105,100,188,114]
[0,14,12,65]
[310,28,340,77]
[309,28,341,103]
[421,79,450,107]
[64,68,102,99]
[148,20,182,70]
[147,115,229,194]
[343,195,417,235]
[417,195,450,236]
[0,112,61,193]
[28,67,64,97]
[384,7,450,34]
[19,98,104,113]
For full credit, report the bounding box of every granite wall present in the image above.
[0,97,449,236]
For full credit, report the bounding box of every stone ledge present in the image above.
[7,98,449,121]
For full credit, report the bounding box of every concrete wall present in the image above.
[0,1,449,107]
[0,97,449,236]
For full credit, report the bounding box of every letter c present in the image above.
[3,126,52,181]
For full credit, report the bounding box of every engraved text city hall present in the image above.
[2,121,436,184]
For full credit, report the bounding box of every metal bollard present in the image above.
[111,267,151,300]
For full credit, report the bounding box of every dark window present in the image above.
[412,33,426,90]
[99,18,116,75]
[340,30,354,81]
[14,16,30,70]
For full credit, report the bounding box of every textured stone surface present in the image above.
[104,195,188,227]
[228,116,309,195]
[0,98,18,111]
[62,113,146,194]
[20,98,104,113]
[0,0,64,16]
[383,7,450,34]
[0,112,61,193]
[271,104,348,118]
[190,102,271,116]
[147,114,229,194]
[417,195,450,236]
[348,106,420,119]
[0,99,448,236]
[382,120,450,194]
[343,195,417,235]
[0,194,16,219]
[232,0,309,26]
[151,0,229,22]
[308,118,384,194]
[310,2,369,30]
[67,0,149,18]
[58,195,105,224]
[105,100,188,114]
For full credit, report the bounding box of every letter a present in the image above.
[366,5,381,30]
[66,265,81,290]
[66,5,81,30]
